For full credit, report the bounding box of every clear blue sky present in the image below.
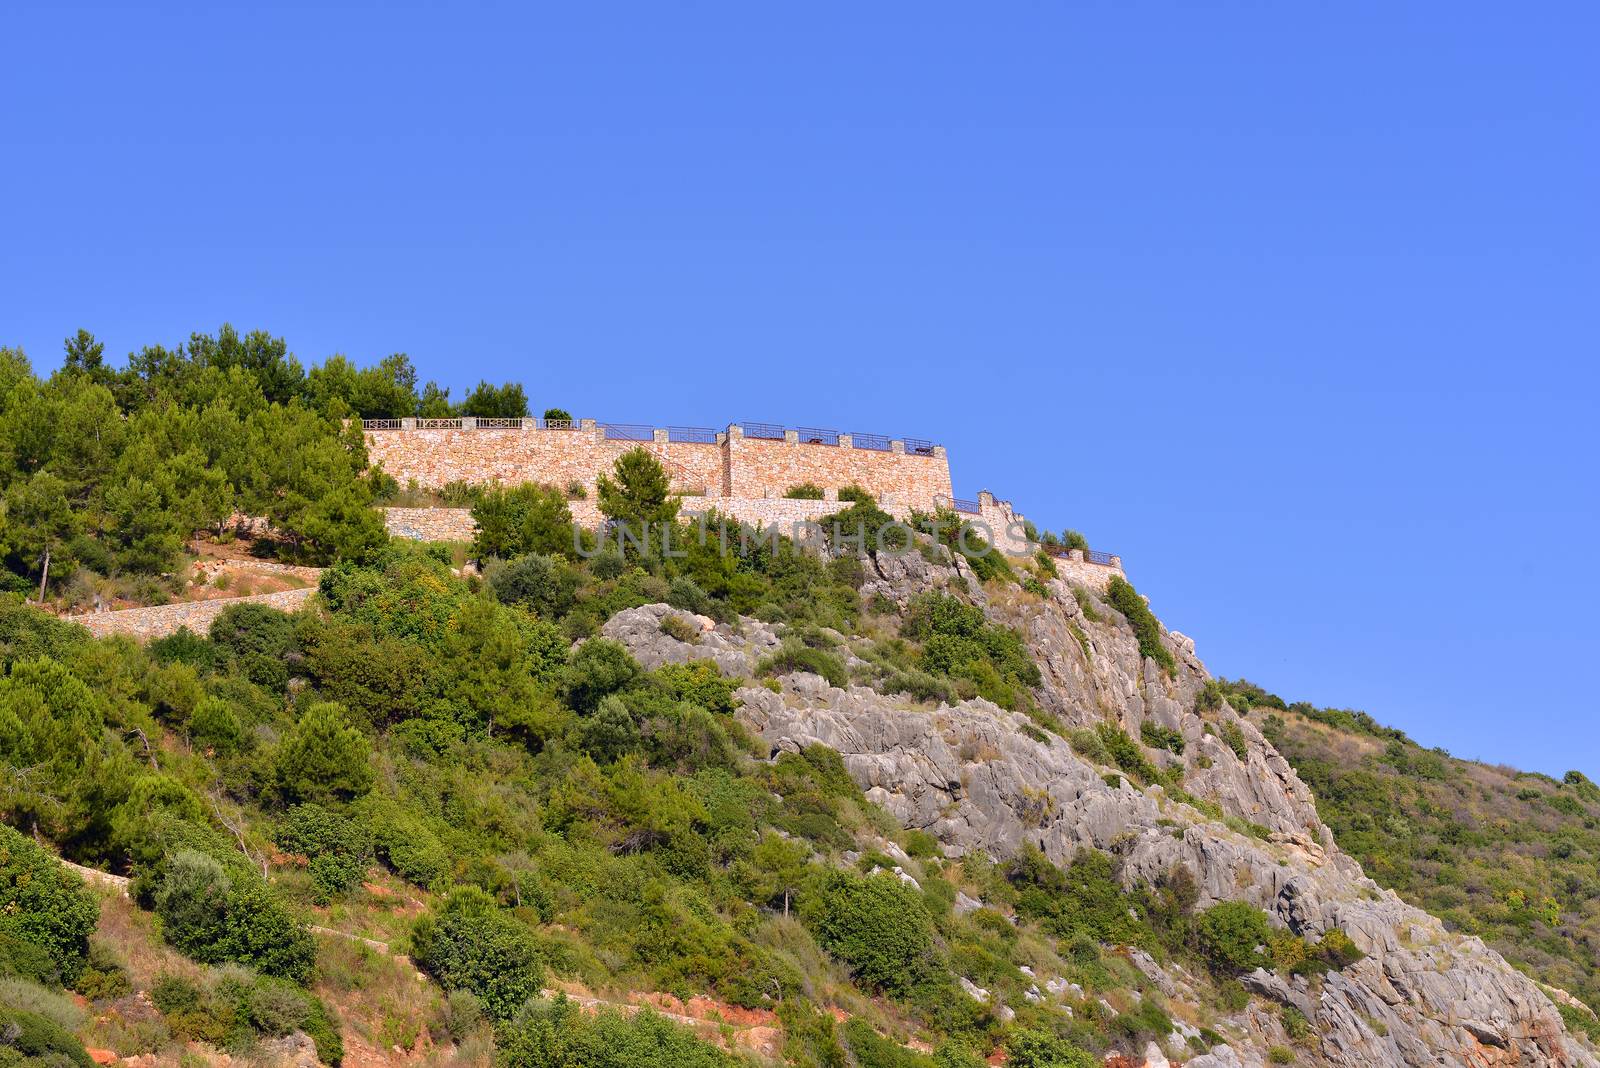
[3,4,1596,775]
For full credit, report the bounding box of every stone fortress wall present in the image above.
[363,419,953,512]
[364,417,1124,585]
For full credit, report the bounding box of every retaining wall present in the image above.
[68,587,317,641]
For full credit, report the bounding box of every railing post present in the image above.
[838,433,853,449]
[653,428,668,443]
[460,416,477,429]
[890,439,905,454]
[401,417,415,430]
[784,429,799,444]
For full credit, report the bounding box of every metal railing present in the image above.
[795,427,840,447]
[358,417,942,452]
[950,497,981,514]
[600,423,653,441]
[1085,549,1118,566]
[852,431,891,452]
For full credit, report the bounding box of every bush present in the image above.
[1105,575,1174,674]
[800,870,933,996]
[665,575,711,616]
[488,554,580,619]
[758,641,848,689]
[0,823,98,985]
[561,639,641,713]
[1140,720,1185,754]
[654,661,738,715]
[0,1003,92,1068]
[151,851,315,983]
[1194,901,1273,975]
[472,484,578,561]
[498,996,738,1068]
[411,887,543,1022]
[189,696,246,754]
[1004,1029,1097,1068]
[784,483,826,500]
[276,701,373,805]
[274,804,373,903]
[366,803,452,890]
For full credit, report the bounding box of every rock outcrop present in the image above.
[599,562,1597,1068]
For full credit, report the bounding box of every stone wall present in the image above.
[363,422,952,511]
[68,587,316,641]
[1043,548,1125,591]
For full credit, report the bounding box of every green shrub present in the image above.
[1096,723,1160,784]
[189,696,246,754]
[151,850,315,982]
[1219,720,1249,760]
[1194,901,1273,974]
[654,661,738,715]
[1140,720,1185,754]
[472,483,578,561]
[411,887,544,1022]
[758,640,848,689]
[0,1003,92,1068]
[71,942,131,1001]
[497,996,737,1068]
[665,575,712,616]
[561,638,641,713]
[274,804,373,904]
[0,823,98,985]
[275,701,373,805]
[800,870,934,996]
[784,483,826,500]
[843,1017,938,1067]
[488,553,580,619]
[1105,576,1174,674]
[1004,1029,1097,1068]
[366,804,452,890]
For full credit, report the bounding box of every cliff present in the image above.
[600,545,1597,1067]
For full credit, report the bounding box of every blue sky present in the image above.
[3,3,1596,775]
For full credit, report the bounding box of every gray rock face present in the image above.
[601,574,1597,1068]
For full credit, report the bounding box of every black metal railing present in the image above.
[903,437,937,456]
[666,426,718,443]
[795,427,840,447]
[600,423,653,441]
[538,417,576,430]
[1085,549,1118,566]
[740,422,787,440]
[950,497,981,514]
[852,432,892,452]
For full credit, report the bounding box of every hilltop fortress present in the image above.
[363,417,1123,585]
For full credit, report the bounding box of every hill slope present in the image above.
[1244,690,1600,1042]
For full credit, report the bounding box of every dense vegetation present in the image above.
[1204,679,1600,1039]
[0,326,564,611]
[0,332,1412,1064]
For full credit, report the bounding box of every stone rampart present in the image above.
[363,421,952,512]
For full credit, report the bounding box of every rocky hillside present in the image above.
[600,544,1599,1067]
[3,490,1596,1068]
[1252,692,1600,1045]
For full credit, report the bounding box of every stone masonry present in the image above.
[362,420,952,509]
[67,587,317,641]
[366,418,1125,581]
